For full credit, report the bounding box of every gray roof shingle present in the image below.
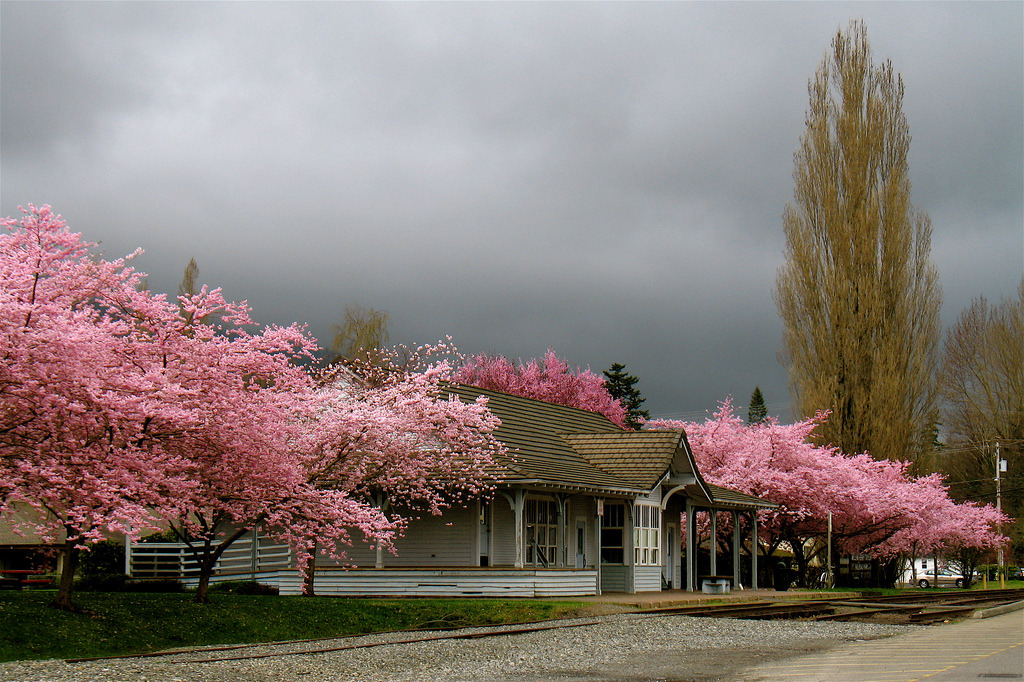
[443,383,776,508]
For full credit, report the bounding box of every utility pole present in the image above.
[996,442,1005,588]
[827,511,833,589]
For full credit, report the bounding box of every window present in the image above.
[600,503,625,564]
[633,503,661,566]
[525,498,558,567]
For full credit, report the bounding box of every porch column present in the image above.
[513,489,526,569]
[556,495,568,568]
[374,493,386,568]
[625,502,635,594]
[709,508,718,577]
[251,526,259,579]
[750,510,759,589]
[685,499,696,591]
[124,527,133,577]
[732,510,741,588]
[595,499,603,595]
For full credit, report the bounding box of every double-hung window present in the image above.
[525,498,558,566]
[600,503,626,564]
[633,503,661,566]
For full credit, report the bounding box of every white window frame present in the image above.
[600,502,626,564]
[633,503,661,566]
[525,497,558,567]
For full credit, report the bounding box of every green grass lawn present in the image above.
[843,580,1024,597]
[0,591,585,662]
[970,578,1024,590]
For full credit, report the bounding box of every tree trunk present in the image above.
[193,562,213,604]
[302,540,318,597]
[50,539,81,611]
[185,524,254,604]
[789,535,809,587]
[191,537,215,604]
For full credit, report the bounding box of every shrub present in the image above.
[75,573,128,592]
[78,540,125,577]
[73,575,185,593]
[209,580,278,595]
[124,578,185,593]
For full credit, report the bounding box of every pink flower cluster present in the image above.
[454,349,628,427]
[649,399,1008,559]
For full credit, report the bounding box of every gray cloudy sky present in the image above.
[2,2,1021,421]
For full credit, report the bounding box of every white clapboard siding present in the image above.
[490,498,517,565]
[633,565,662,593]
[386,507,477,566]
[317,535,378,567]
[600,564,628,593]
[316,506,479,568]
[271,568,598,597]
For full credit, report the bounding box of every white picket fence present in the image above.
[127,532,291,579]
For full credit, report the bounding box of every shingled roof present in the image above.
[442,383,776,509]
[560,431,686,489]
[442,384,639,493]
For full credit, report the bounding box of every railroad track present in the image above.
[815,588,1024,624]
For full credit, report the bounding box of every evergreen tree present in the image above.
[748,386,768,424]
[602,362,650,430]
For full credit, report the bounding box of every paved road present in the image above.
[737,610,1023,681]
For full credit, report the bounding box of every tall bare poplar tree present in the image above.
[775,21,941,463]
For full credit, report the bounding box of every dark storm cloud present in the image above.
[2,1,1021,421]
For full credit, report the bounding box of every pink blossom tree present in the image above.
[1,206,499,607]
[454,349,627,427]
[298,344,504,594]
[0,205,198,609]
[147,285,405,603]
[649,400,1008,585]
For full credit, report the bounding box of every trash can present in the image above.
[773,563,792,591]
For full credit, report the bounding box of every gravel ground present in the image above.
[0,613,919,682]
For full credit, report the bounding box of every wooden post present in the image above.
[709,508,718,578]
[625,503,635,594]
[732,510,741,589]
[557,495,568,568]
[685,499,696,591]
[251,527,259,579]
[595,499,603,595]
[751,510,759,589]
[374,493,385,569]
[124,525,132,577]
[511,489,525,569]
